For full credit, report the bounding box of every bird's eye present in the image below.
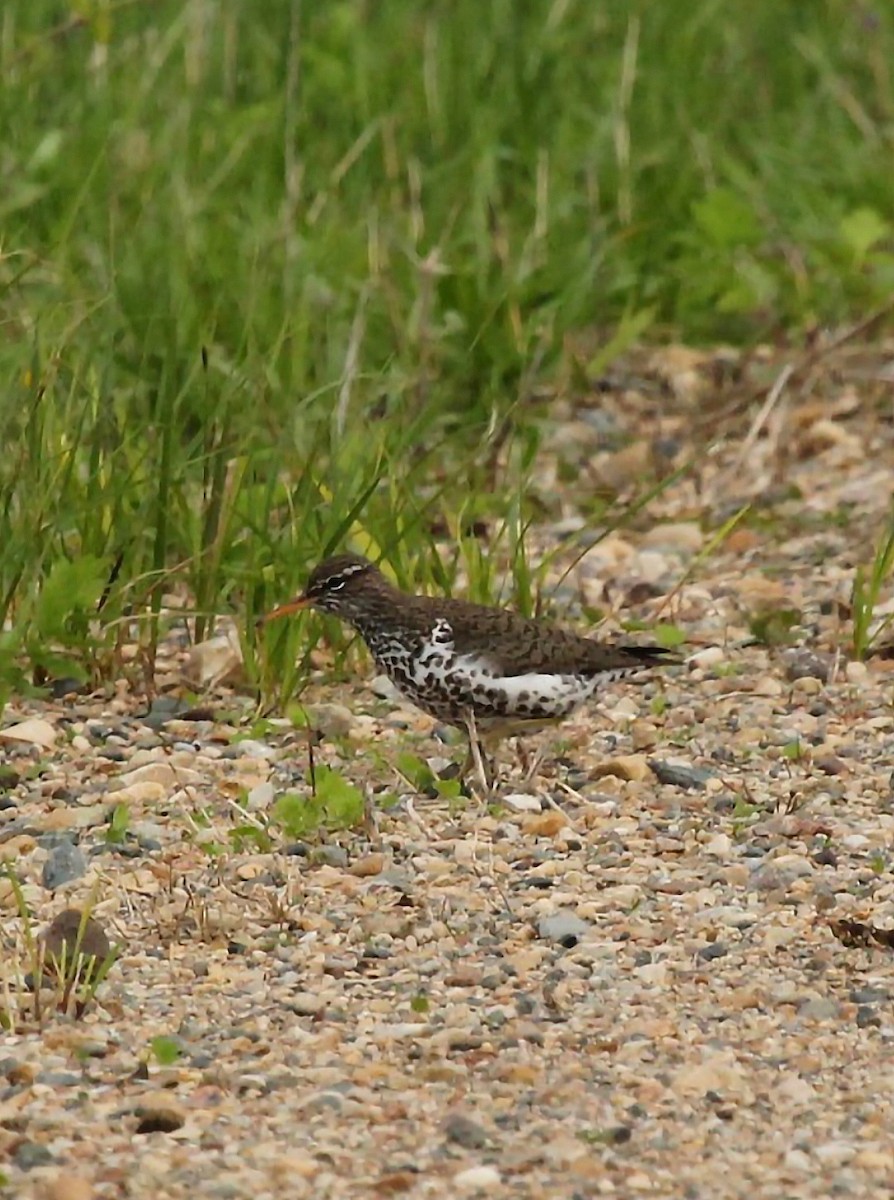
[328,578,346,591]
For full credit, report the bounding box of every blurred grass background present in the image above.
[1,0,892,700]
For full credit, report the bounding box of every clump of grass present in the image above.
[0,870,118,1029]
[851,516,894,660]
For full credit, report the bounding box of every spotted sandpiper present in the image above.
[264,553,674,793]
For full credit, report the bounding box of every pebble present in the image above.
[442,1112,492,1150]
[647,759,715,789]
[640,522,704,553]
[303,703,358,738]
[591,754,650,782]
[289,992,327,1017]
[41,1175,94,1200]
[13,1141,55,1169]
[538,911,591,947]
[222,739,278,761]
[454,1165,502,1192]
[246,782,275,811]
[503,792,543,812]
[687,645,726,669]
[783,649,833,681]
[133,1091,186,1133]
[0,718,58,749]
[41,841,88,889]
[349,852,385,877]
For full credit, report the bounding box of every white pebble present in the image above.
[454,1165,502,1192]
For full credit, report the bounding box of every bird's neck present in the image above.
[344,583,419,657]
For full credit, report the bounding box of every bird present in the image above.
[263,552,675,794]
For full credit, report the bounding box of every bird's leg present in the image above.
[463,710,494,800]
[519,740,547,787]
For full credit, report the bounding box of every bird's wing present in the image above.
[439,599,672,677]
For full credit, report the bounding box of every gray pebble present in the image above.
[783,649,833,682]
[798,998,840,1021]
[648,760,715,790]
[857,1006,882,1029]
[13,1141,54,1170]
[37,1070,82,1086]
[442,1111,492,1149]
[42,841,87,890]
[697,942,728,962]
[317,846,349,869]
[850,987,888,1004]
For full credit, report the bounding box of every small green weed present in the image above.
[0,870,117,1027]
[105,802,131,845]
[272,766,365,840]
[748,608,802,647]
[148,1035,185,1066]
[851,516,894,660]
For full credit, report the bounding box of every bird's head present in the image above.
[262,553,382,623]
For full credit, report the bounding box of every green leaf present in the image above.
[586,306,656,377]
[33,556,108,639]
[149,1035,183,1065]
[839,207,889,266]
[314,766,364,828]
[272,793,312,839]
[395,752,434,790]
[105,802,131,844]
[652,624,687,649]
[692,188,763,248]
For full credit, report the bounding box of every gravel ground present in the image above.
[3,339,894,1199]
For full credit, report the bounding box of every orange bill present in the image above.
[260,595,309,623]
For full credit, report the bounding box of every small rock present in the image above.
[752,676,783,697]
[648,760,714,789]
[133,1091,186,1134]
[41,1174,94,1200]
[799,997,840,1021]
[117,762,178,788]
[42,842,88,890]
[591,754,650,782]
[225,739,278,761]
[783,649,833,682]
[538,910,591,947]
[13,1140,55,1170]
[454,1165,502,1192]
[704,833,733,859]
[640,522,703,554]
[5,1059,36,1084]
[246,782,275,811]
[0,718,58,749]
[42,909,113,981]
[630,721,659,751]
[503,792,543,813]
[370,674,403,701]
[317,846,349,869]
[289,992,326,1017]
[442,1112,492,1150]
[303,703,358,739]
[672,1052,749,1097]
[103,782,167,806]
[687,645,726,670]
[185,630,244,687]
[814,755,848,776]
[697,942,728,962]
[349,852,385,877]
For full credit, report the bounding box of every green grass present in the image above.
[851,511,894,659]
[1,0,893,707]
